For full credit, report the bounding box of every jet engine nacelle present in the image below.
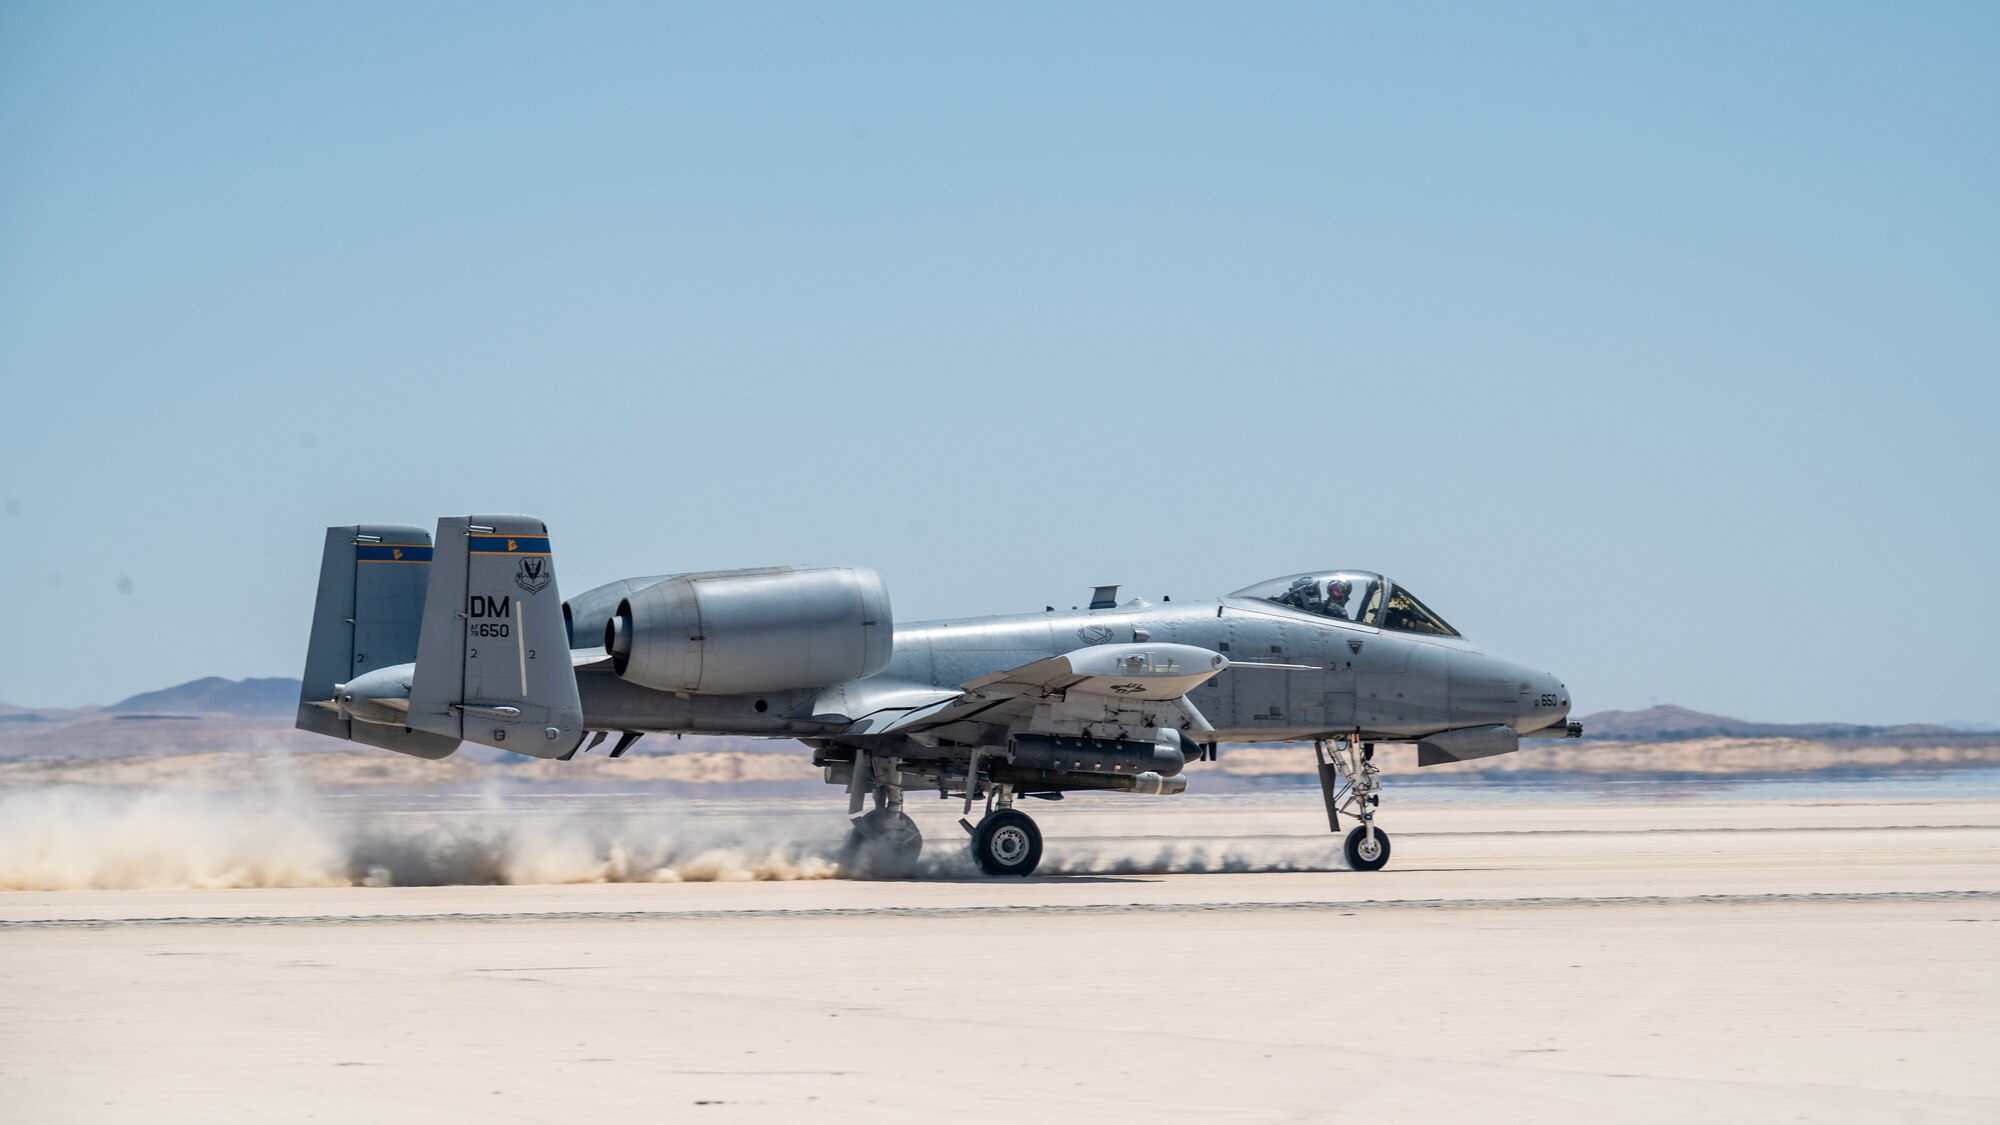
[564,575,672,651]
[606,565,892,695]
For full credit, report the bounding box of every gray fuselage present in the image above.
[574,596,1570,747]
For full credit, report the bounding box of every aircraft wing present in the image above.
[813,679,967,735]
[845,643,1229,741]
[962,642,1226,700]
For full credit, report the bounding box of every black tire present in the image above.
[840,809,923,880]
[1343,825,1391,872]
[973,809,1043,877]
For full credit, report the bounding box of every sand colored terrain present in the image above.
[1217,735,2000,776]
[3,791,1997,1122]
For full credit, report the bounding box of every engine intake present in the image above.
[606,566,892,695]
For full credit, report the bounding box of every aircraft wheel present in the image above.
[841,809,923,880]
[1343,825,1392,872]
[973,809,1043,877]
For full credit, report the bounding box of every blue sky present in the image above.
[2,2,1994,722]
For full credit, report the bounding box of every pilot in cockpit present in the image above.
[1281,575,1324,614]
[1323,577,1353,620]
[1280,575,1355,619]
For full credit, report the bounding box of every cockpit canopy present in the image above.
[1228,571,1461,637]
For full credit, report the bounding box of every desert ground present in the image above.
[3,779,1998,1123]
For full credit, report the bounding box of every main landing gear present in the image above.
[841,754,923,879]
[1315,737,1392,872]
[959,751,1043,877]
[837,752,1050,879]
[841,807,922,880]
[971,807,1043,877]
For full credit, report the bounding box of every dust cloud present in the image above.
[902,847,1333,879]
[1037,845,1335,877]
[0,783,1342,891]
[0,785,844,891]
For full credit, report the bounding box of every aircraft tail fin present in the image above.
[297,525,460,760]
[406,515,587,758]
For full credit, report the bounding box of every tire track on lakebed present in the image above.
[7,889,1998,930]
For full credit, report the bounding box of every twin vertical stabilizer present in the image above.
[296,525,460,759]
[297,515,586,760]
[404,515,587,758]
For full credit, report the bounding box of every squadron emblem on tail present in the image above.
[515,556,551,594]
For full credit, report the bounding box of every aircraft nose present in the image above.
[1517,669,1571,733]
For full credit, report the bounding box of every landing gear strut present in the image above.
[1315,737,1392,872]
[841,754,922,879]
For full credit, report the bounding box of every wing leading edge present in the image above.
[841,642,1228,742]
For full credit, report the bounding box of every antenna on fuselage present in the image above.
[1089,585,1119,610]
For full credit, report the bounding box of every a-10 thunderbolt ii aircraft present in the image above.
[299,515,1580,877]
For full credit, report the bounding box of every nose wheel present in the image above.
[972,808,1043,877]
[1343,825,1391,871]
[1316,738,1394,872]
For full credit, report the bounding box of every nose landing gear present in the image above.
[1316,737,1392,872]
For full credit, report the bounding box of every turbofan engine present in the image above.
[605,565,892,695]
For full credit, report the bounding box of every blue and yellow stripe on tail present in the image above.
[468,535,552,555]
[356,543,434,563]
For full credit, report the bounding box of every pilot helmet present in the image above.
[1326,578,1352,605]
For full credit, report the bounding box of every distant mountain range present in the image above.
[0,679,1990,739]
[1573,705,1968,742]
[106,677,301,718]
